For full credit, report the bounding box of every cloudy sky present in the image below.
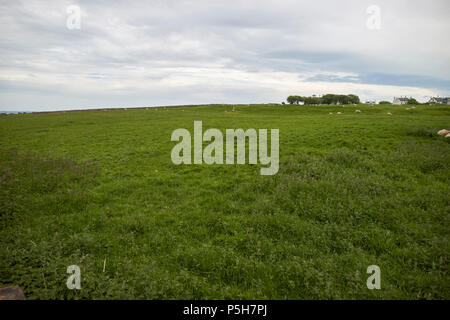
[0,0,449,111]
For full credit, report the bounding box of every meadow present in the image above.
[0,103,449,299]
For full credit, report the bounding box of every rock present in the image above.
[437,129,449,136]
[0,286,26,300]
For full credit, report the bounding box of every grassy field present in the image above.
[0,103,449,299]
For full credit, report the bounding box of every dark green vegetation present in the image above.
[407,98,420,105]
[287,94,360,105]
[0,104,449,299]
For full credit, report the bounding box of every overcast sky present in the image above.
[0,0,449,111]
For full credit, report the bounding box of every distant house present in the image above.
[428,97,450,104]
[365,100,376,104]
[393,97,409,105]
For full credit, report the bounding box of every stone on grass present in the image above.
[0,286,26,300]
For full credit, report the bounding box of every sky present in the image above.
[0,0,449,111]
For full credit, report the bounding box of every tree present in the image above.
[286,94,360,105]
[321,94,332,104]
[407,98,419,105]
[348,94,360,104]
[287,96,296,104]
[379,101,391,104]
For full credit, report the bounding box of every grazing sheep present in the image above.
[387,112,392,115]
[337,112,342,115]
[355,110,361,113]
[446,133,450,139]
[437,129,449,136]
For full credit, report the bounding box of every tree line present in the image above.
[286,94,360,105]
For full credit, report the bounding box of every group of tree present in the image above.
[287,94,360,105]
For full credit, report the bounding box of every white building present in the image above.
[428,97,450,104]
[393,97,409,105]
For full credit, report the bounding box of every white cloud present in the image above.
[0,0,449,110]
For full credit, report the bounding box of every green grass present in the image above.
[0,104,449,299]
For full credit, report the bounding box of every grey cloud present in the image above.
[0,0,449,110]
